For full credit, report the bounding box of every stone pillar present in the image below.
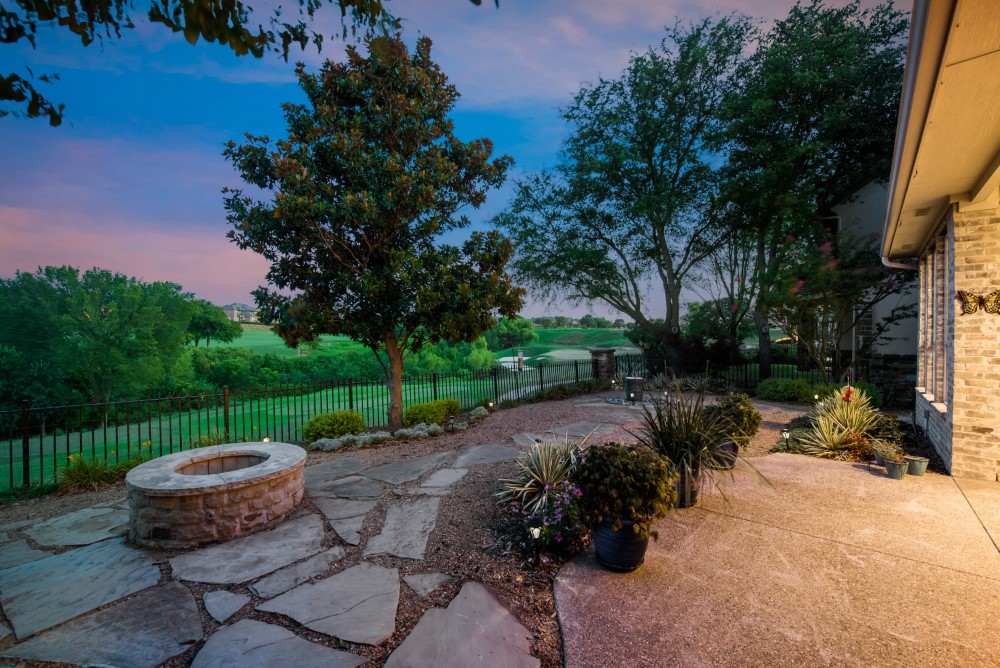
[589,347,616,383]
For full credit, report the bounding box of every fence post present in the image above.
[223,386,230,441]
[348,378,354,411]
[492,367,500,403]
[432,373,438,401]
[19,400,30,488]
[574,360,579,385]
[538,364,544,392]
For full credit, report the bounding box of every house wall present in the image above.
[917,204,1000,482]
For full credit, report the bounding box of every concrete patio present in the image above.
[556,453,1000,668]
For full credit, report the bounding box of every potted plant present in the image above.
[572,442,675,572]
[632,385,737,507]
[883,451,907,480]
[904,455,929,476]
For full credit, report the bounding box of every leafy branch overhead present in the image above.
[224,35,523,429]
[0,0,492,125]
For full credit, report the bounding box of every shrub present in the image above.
[60,445,154,493]
[403,398,462,426]
[301,410,366,442]
[497,441,577,513]
[572,442,674,540]
[311,431,392,451]
[795,386,881,457]
[716,392,762,446]
[392,423,444,439]
[757,378,814,403]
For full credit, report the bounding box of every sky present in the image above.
[0,0,910,318]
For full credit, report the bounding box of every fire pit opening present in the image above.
[126,442,305,550]
[177,453,268,476]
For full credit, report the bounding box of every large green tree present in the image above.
[1,0,491,125]
[483,316,537,355]
[0,266,196,404]
[224,35,523,429]
[188,299,244,348]
[719,0,907,378]
[495,16,752,353]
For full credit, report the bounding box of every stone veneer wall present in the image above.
[129,461,305,549]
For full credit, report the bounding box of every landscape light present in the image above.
[529,527,541,540]
[781,430,790,447]
[263,437,271,443]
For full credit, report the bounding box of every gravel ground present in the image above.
[0,392,809,667]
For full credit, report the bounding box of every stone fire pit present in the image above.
[125,442,305,549]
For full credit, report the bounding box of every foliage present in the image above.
[311,431,392,451]
[571,442,674,540]
[626,320,743,375]
[224,36,523,430]
[795,386,881,456]
[682,299,754,347]
[716,392,761,446]
[484,316,538,354]
[59,444,153,493]
[527,481,587,551]
[403,398,462,427]
[1,0,460,124]
[495,16,752,341]
[301,410,365,442]
[497,441,578,514]
[0,266,196,406]
[404,337,495,376]
[719,0,908,378]
[632,386,737,482]
[578,314,612,329]
[391,423,444,439]
[756,378,816,403]
[188,300,243,348]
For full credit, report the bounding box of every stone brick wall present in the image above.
[943,206,1000,481]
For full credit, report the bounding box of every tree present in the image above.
[224,36,523,429]
[188,300,244,348]
[1,0,491,125]
[484,316,538,356]
[0,266,196,404]
[495,16,752,360]
[766,233,916,381]
[719,0,907,379]
[682,299,753,344]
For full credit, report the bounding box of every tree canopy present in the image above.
[1,0,491,125]
[495,15,752,348]
[483,316,538,353]
[188,299,244,348]
[0,266,196,405]
[719,0,907,377]
[224,35,523,429]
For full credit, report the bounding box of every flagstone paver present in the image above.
[453,443,523,467]
[364,451,454,484]
[2,581,201,667]
[249,547,345,599]
[545,421,615,440]
[385,581,539,668]
[204,591,250,623]
[0,622,10,641]
[303,458,368,487]
[170,513,324,584]
[0,539,51,570]
[403,572,451,597]
[511,433,544,448]
[421,468,468,488]
[364,497,441,560]
[312,497,377,545]
[25,506,128,546]
[191,619,367,668]
[257,563,400,645]
[312,474,382,498]
[0,538,160,639]
[0,519,33,532]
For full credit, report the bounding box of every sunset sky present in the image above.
[0,0,909,317]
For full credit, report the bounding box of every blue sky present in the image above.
[0,0,908,317]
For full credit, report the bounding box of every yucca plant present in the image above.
[497,441,579,513]
[796,386,880,457]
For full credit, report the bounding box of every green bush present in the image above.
[403,398,462,426]
[717,392,762,446]
[301,410,365,442]
[796,386,881,457]
[756,378,813,403]
[497,441,578,513]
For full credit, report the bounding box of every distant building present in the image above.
[222,303,259,323]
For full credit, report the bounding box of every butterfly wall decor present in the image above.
[956,289,1000,315]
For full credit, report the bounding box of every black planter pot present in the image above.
[706,440,738,471]
[592,519,649,572]
[675,468,700,508]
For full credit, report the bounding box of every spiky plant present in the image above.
[497,441,578,513]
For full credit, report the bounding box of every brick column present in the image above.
[589,348,616,383]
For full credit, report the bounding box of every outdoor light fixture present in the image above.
[781,430,790,447]
[263,437,270,443]
[529,527,541,540]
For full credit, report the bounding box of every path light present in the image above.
[630,392,636,405]
[529,526,541,540]
[814,394,819,401]
[781,430,790,448]
[263,437,270,443]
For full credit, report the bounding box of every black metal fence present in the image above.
[0,356,620,491]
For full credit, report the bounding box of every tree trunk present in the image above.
[384,335,405,431]
[754,308,771,381]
